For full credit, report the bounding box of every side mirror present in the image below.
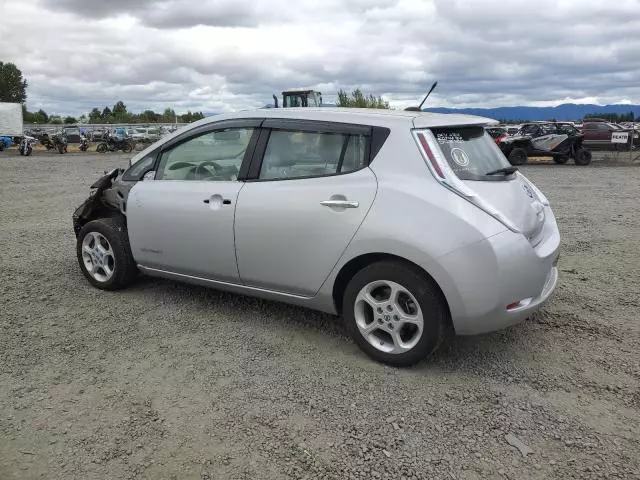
[143,171,156,181]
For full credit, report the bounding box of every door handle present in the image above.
[203,196,232,206]
[320,200,359,208]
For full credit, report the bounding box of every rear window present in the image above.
[431,126,511,180]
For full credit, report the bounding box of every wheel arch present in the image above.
[331,252,452,324]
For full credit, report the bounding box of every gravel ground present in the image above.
[1,151,639,480]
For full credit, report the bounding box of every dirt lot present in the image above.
[1,151,639,480]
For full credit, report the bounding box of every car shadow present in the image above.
[121,275,532,374]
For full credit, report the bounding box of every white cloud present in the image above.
[1,0,639,115]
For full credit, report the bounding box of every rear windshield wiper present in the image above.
[485,166,518,176]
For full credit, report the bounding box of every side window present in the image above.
[156,128,254,181]
[259,130,366,180]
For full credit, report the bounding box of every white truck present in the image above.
[0,102,23,151]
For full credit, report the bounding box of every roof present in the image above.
[130,108,497,164]
[194,107,497,128]
[282,88,319,93]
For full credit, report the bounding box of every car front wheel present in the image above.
[76,217,137,290]
[343,261,446,367]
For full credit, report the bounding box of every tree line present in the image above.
[2,61,205,125]
[23,101,205,125]
[584,112,635,122]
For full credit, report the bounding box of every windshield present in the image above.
[431,126,511,180]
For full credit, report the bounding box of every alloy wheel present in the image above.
[81,232,116,282]
[354,280,424,354]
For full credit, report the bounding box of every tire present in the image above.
[76,217,137,290]
[26,146,32,156]
[57,143,65,154]
[553,155,569,164]
[574,148,592,166]
[508,147,528,165]
[96,143,107,153]
[123,140,134,153]
[343,261,447,367]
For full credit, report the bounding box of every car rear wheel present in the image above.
[508,147,528,165]
[76,217,137,290]
[574,148,592,166]
[343,261,446,367]
[96,143,107,153]
[553,155,569,164]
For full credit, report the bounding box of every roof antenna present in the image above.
[405,81,438,112]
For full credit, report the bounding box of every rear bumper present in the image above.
[438,207,560,335]
[455,265,558,335]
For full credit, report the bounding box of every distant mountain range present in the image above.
[423,103,640,121]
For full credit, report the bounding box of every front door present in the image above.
[127,127,257,282]
[235,126,378,296]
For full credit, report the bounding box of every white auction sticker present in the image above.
[611,132,629,144]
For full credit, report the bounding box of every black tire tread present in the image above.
[508,147,528,166]
[343,260,447,367]
[574,148,592,166]
[76,217,137,290]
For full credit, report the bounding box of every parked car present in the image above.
[127,128,148,142]
[72,108,559,366]
[62,126,81,143]
[90,129,107,142]
[582,121,637,150]
[0,136,13,150]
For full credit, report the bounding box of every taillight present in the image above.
[416,133,445,179]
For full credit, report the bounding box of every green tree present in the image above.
[180,111,205,123]
[0,62,28,104]
[88,108,101,123]
[49,115,62,124]
[37,109,49,123]
[101,106,113,123]
[140,109,160,122]
[336,89,390,109]
[162,107,176,122]
[112,101,128,122]
[64,116,77,124]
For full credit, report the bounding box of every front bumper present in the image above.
[437,207,560,335]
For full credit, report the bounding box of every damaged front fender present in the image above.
[72,168,125,236]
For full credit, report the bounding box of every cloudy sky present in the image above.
[1,0,639,115]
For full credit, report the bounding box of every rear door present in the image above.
[234,120,380,296]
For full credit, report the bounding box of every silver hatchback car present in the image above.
[73,108,559,366]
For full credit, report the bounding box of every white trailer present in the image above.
[0,102,23,136]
